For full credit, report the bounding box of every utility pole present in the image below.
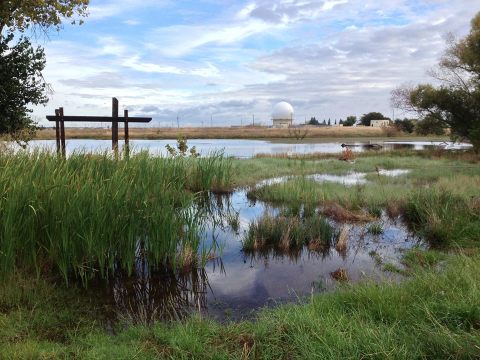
[253,114,255,126]
[176,115,179,128]
[210,114,213,127]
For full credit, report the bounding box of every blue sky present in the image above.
[33,0,479,127]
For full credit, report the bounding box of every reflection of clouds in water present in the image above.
[25,139,473,158]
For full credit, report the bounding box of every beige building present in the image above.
[370,119,390,127]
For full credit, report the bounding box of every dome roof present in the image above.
[272,102,294,120]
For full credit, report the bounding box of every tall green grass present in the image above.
[0,151,232,283]
[243,214,335,252]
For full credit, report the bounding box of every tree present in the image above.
[392,12,480,152]
[394,118,416,133]
[344,115,356,126]
[0,34,48,144]
[308,117,320,125]
[414,114,446,136]
[0,0,88,34]
[327,118,331,126]
[360,112,389,126]
[0,0,88,143]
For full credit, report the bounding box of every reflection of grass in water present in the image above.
[242,214,336,253]
[0,151,232,284]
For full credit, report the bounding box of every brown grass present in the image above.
[330,268,349,282]
[386,201,405,219]
[335,226,350,254]
[34,126,386,140]
[321,202,374,223]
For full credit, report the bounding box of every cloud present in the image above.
[33,0,479,126]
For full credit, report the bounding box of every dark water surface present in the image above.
[27,138,472,158]
[93,173,423,326]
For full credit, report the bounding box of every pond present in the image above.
[26,138,472,158]
[92,172,423,326]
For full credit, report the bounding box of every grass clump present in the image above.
[367,222,384,235]
[402,248,447,269]
[0,151,233,284]
[242,214,335,253]
[403,190,480,248]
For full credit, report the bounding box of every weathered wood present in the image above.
[59,107,66,157]
[46,115,151,123]
[54,109,60,155]
[124,109,129,154]
[112,98,119,152]
[45,97,151,155]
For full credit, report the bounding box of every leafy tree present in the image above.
[344,115,356,126]
[322,119,326,125]
[392,12,480,152]
[308,117,320,125]
[0,0,88,143]
[0,34,48,144]
[360,112,389,126]
[415,114,446,136]
[394,118,416,133]
[339,119,344,125]
[0,0,88,34]
[327,118,331,126]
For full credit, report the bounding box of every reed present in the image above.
[242,214,336,252]
[0,150,233,284]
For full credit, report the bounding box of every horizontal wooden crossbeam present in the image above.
[46,115,152,123]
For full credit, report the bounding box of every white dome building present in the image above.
[272,102,294,128]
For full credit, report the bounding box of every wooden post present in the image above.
[112,98,119,153]
[124,109,129,156]
[59,107,66,157]
[54,109,60,155]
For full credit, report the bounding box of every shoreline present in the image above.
[31,126,450,143]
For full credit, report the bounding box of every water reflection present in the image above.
[96,184,423,325]
[25,138,472,158]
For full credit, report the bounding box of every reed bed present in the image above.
[242,214,336,252]
[0,150,232,284]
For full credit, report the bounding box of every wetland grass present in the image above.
[0,151,232,283]
[242,214,336,252]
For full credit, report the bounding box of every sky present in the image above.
[32,0,479,127]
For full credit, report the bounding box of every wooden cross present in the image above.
[46,97,152,156]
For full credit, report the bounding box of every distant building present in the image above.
[370,120,390,127]
[272,102,294,128]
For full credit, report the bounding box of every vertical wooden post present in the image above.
[112,98,119,153]
[59,107,66,157]
[124,109,129,157]
[54,109,60,155]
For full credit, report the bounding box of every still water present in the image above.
[93,172,423,326]
[28,138,472,158]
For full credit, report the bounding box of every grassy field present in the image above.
[31,126,450,140]
[0,149,479,359]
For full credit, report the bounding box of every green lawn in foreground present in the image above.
[0,150,479,359]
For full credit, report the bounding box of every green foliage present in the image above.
[415,113,446,135]
[360,112,389,126]
[165,137,199,158]
[392,12,480,152]
[307,117,320,125]
[344,115,357,126]
[0,34,47,142]
[0,0,88,34]
[394,118,416,133]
